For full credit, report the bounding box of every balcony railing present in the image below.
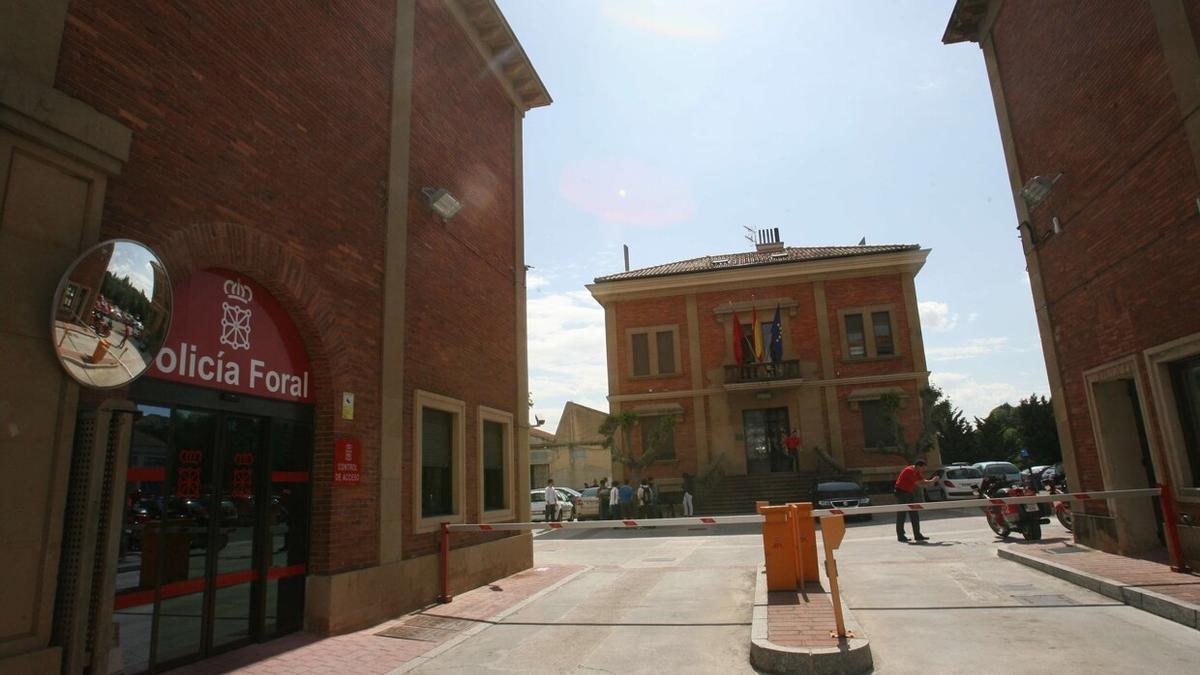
[724,359,802,384]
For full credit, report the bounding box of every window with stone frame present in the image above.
[840,306,899,360]
[421,407,455,517]
[859,399,897,449]
[628,326,681,377]
[639,415,676,460]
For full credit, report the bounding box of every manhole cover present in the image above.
[1016,594,1077,606]
[404,615,475,630]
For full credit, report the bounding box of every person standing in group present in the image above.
[682,472,695,516]
[618,480,634,518]
[610,479,623,519]
[637,478,653,519]
[647,477,660,518]
[894,459,935,542]
[544,478,560,522]
[598,478,611,521]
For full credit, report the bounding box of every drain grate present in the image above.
[375,615,478,642]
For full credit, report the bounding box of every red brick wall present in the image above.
[611,294,692,393]
[607,271,922,474]
[55,1,396,574]
[837,381,922,471]
[694,282,822,379]
[824,274,915,378]
[401,0,519,558]
[992,2,1200,491]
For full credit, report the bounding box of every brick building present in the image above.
[0,1,548,672]
[587,232,937,504]
[944,0,1200,563]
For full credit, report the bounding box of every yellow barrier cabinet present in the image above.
[788,502,819,585]
[760,505,798,591]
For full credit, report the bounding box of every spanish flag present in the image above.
[752,305,763,361]
[732,311,745,363]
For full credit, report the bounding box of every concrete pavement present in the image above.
[835,509,1200,674]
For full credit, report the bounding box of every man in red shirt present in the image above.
[784,429,801,471]
[894,459,935,542]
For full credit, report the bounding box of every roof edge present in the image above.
[587,248,931,302]
[448,0,552,111]
[942,0,992,44]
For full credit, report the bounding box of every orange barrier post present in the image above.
[1158,483,1193,574]
[820,514,850,639]
[760,505,798,591]
[755,500,769,513]
[438,522,453,602]
[788,502,819,586]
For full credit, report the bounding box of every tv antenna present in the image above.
[743,225,756,246]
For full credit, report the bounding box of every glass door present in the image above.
[743,407,790,474]
[113,397,309,674]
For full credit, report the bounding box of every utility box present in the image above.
[760,505,798,591]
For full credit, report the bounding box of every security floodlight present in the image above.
[1019,172,1063,209]
[421,187,464,221]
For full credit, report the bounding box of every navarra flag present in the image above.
[751,305,763,361]
[732,311,745,363]
[769,303,783,362]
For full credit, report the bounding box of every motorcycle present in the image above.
[1046,477,1072,531]
[978,476,1051,541]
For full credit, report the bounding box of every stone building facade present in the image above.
[944,0,1200,562]
[0,1,548,672]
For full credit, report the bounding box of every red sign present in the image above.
[150,268,313,402]
[334,438,361,485]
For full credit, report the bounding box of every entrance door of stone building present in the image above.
[1090,377,1162,553]
[113,382,311,674]
[744,407,790,474]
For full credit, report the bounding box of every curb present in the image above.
[749,564,872,674]
[997,548,1199,630]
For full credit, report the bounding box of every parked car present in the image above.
[972,461,1021,484]
[557,486,584,512]
[577,486,602,520]
[927,465,984,501]
[814,480,872,520]
[530,488,575,522]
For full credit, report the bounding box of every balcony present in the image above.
[723,359,802,386]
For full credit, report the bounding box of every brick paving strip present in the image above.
[999,542,1200,629]
[749,565,872,674]
[175,564,588,675]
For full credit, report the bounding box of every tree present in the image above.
[1015,394,1061,465]
[876,387,940,463]
[934,402,980,464]
[975,403,1021,461]
[599,412,676,483]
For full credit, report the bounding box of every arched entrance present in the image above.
[112,269,315,674]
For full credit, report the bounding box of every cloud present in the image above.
[967,312,980,323]
[918,301,958,333]
[600,0,723,40]
[526,272,552,291]
[926,337,1015,361]
[526,290,610,432]
[930,371,1042,421]
[559,158,696,227]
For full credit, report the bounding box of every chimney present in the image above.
[755,227,784,253]
[623,244,630,271]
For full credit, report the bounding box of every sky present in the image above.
[499,0,1050,433]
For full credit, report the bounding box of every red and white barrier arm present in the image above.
[445,514,763,532]
[443,487,1162,532]
[812,487,1162,518]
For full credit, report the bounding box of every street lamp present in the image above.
[421,187,464,221]
[1018,172,1063,209]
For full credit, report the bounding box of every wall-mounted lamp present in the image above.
[421,187,464,221]
[1052,216,1062,234]
[1018,172,1063,209]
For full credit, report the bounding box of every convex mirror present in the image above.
[51,239,173,388]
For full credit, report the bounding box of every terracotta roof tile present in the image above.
[593,244,920,283]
